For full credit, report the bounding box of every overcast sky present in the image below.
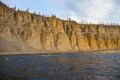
[1,0,120,24]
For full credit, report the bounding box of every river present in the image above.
[0,53,120,80]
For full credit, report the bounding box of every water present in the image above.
[0,53,120,80]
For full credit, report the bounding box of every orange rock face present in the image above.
[0,2,120,53]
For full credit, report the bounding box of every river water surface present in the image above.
[0,53,120,80]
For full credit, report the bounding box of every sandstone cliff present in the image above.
[0,2,120,53]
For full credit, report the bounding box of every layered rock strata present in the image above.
[0,2,120,53]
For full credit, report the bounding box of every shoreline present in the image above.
[0,49,120,55]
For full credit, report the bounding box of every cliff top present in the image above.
[0,1,119,26]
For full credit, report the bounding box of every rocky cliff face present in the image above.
[0,2,120,53]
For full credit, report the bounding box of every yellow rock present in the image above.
[97,38,106,50]
[77,35,90,51]
[84,36,91,50]
[0,26,12,41]
[0,2,120,53]
[41,31,55,50]
[89,35,98,50]
[57,19,64,30]
[118,39,120,47]
[50,16,57,27]
[56,32,72,51]
[70,31,78,50]
[15,12,22,23]
[26,31,41,50]
[106,38,115,49]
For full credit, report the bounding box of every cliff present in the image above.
[0,2,120,53]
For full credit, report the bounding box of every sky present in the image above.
[1,0,120,24]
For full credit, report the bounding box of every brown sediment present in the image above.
[0,2,120,55]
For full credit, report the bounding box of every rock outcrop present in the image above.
[70,31,78,50]
[0,2,120,53]
[56,32,72,51]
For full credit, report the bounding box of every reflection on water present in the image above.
[0,53,120,80]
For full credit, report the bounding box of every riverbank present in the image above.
[0,49,120,55]
[97,50,120,54]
